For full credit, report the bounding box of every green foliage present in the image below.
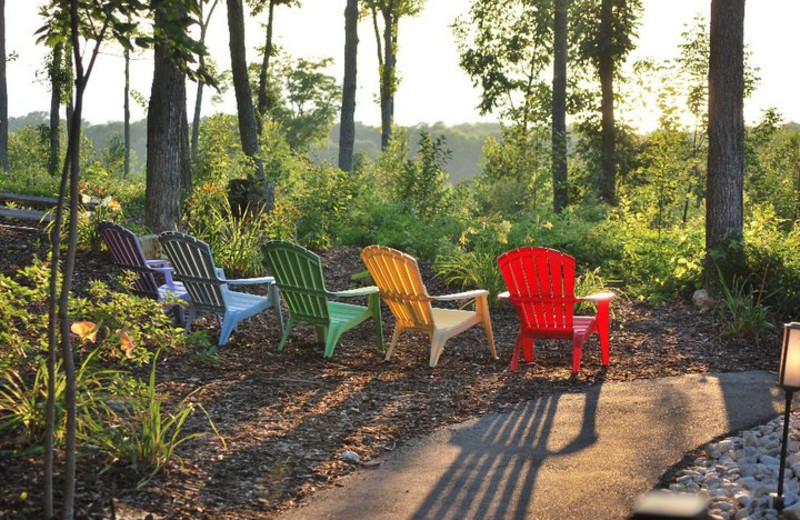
[193,114,251,186]
[268,56,341,150]
[185,184,298,276]
[474,125,550,214]
[453,0,553,125]
[716,270,773,340]
[69,280,185,365]
[83,352,223,484]
[291,164,358,250]
[393,132,453,220]
[0,351,122,446]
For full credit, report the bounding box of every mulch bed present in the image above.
[0,220,782,519]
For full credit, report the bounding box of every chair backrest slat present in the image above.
[361,245,433,329]
[497,247,576,331]
[262,241,329,325]
[159,231,227,313]
[97,220,159,298]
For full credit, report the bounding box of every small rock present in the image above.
[693,289,716,309]
[341,450,360,463]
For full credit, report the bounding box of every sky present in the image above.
[6,0,800,130]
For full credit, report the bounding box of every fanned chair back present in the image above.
[497,247,576,335]
[262,241,330,326]
[97,220,159,299]
[360,245,433,329]
[159,231,226,314]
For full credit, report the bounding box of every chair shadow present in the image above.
[410,370,606,520]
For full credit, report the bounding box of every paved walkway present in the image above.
[277,371,783,520]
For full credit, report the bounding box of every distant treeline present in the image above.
[9,112,500,183]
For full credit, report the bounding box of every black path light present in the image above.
[772,322,800,510]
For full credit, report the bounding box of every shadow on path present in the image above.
[411,373,605,520]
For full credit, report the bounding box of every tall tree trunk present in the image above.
[551,0,568,213]
[705,0,746,290]
[146,5,187,231]
[338,0,358,172]
[123,46,131,177]
[0,0,9,172]
[48,43,62,177]
[226,0,267,182]
[180,86,192,198]
[379,7,395,150]
[191,0,219,158]
[257,0,276,122]
[598,0,615,205]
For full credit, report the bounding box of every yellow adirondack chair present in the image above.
[360,245,497,367]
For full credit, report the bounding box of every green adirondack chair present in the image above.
[262,241,384,358]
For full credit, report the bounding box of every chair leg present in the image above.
[270,284,284,336]
[521,335,534,363]
[219,314,236,346]
[183,306,197,335]
[324,327,344,359]
[315,325,327,343]
[369,293,384,352]
[597,301,611,366]
[572,336,584,374]
[428,331,449,368]
[510,335,522,372]
[385,327,404,361]
[278,316,294,351]
[477,295,498,360]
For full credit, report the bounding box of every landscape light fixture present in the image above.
[772,322,800,511]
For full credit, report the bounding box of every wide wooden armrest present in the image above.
[577,291,615,302]
[226,276,276,286]
[498,291,510,300]
[330,286,379,297]
[431,289,488,302]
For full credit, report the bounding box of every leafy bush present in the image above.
[0,350,123,446]
[185,183,298,276]
[716,271,774,339]
[84,352,224,483]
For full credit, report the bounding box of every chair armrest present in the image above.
[215,267,226,279]
[431,289,489,302]
[226,276,276,286]
[145,259,170,268]
[577,291,615,302]
[329,286,380,297]
[498,291,510,300]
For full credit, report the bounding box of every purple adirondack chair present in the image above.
[97,221,189,322]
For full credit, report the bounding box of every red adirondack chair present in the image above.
[497,247,614,373]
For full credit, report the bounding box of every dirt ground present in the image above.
[0,220,781,519]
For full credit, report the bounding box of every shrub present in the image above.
[185,183,299,276]
[84,352,224,483]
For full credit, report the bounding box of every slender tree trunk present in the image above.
[379,7,395,150]
[0,0,9,172]
[226,0,266,181]
[191,0,219,158]
[338,0,358,172]
[705,0,746,290]
[191,79,204,158]
[257,0,276,121]
[180,85,192,198]
[48,44,62,177]
[123,46,130,177]
[598,0,615,205]
[146,5,187,231]
[551,0,569,213]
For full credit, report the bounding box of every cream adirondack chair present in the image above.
[360,245,497,367]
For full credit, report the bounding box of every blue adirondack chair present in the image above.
[159,231,284,346]
[97,220,189,322]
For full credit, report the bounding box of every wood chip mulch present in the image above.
[0,220,782,519]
